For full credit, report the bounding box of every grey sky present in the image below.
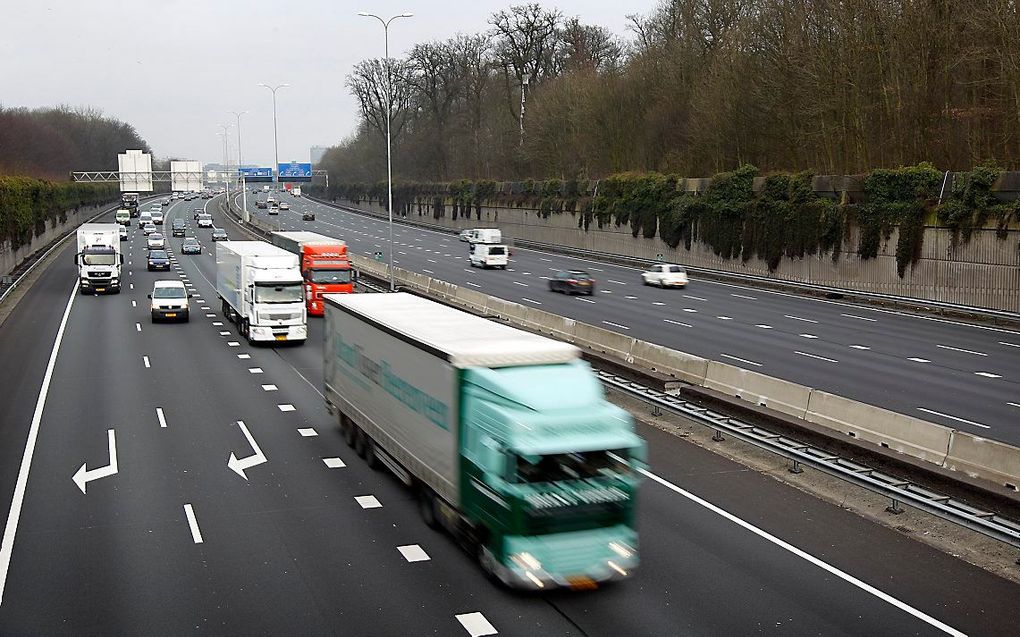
[1,0,653,169]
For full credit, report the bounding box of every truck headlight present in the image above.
[510,552,541,571]
[608,542,633,559]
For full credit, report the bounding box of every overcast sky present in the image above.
[1,0,654,169]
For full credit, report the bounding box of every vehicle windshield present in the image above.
[514,449,633,484]
[564,271,590,280]
[254,283,303,303]
[82,251,116,265]
[149,250,168,259]
[668,266,686,273]
[152,287,186,299]
[308,269,351,284]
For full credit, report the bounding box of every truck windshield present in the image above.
[308,269,351,284]
[82,252,116,265]
[514,449,632,483]
[254,283,303,303]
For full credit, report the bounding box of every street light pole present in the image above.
[218,123,233,210]
[519,76,529,147]
[229,110,249,221]
[258,83,289,191]
[358,10,413,292]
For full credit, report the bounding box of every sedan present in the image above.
[256,200,268,209]
[302,211,316,221]
[142,223,157,235]
[210,227,228,241]
[548,270,595,295]
[279,202,290,211]
[181,238,202,254]
[147,233,165,250]
[641,264,689,288]
[193,208,205,220]
[147,249,171,271]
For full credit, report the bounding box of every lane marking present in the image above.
[0,282,77,605]
[716,316,732,320]
[397,544,431,563]
[720,354,762,367]
[213,321,223,326]
[664,319,692,328]
[1007,402,1020,408]
[135,323,141,332]
[465,282,481,288]
[218,331,230,336]
[143,356,151,368]
[907,357,930,363]
[156,408,167,428]
[652,302,666,306]
[577,297,596,304]
[602,320,630,330]
[849,344,871,350]
[799,334,818,339]
[999,341,1020,348]
[131,300,136,308]
[640,469,966,637]
[974,371,1002,378]
[683,294,706,301]
[423,269,434,274]
[183,504,204,544]
[756,324,772,329]
[261,384,277,391]
[298,428,318,437]
[731,293,757,300]
[795,351,838,363]
[917,408,991,429]
[323,458,346,468]
[456,612,498,637]
[682,308,698,313]
[521,298,542,305]
[607,279,627,285]
[785,314,818,323]
[355,495,382,509]
[238,354,251,359]
[248,367,263,374]
[512,281,528,287]
[278,404,296,412]
[937,344,986,356]
[842,313,877,322]
[228,342,240,347]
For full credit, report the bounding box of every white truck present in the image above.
[215,241,307,344]
[292,187,302,197]
[75,223,123,294]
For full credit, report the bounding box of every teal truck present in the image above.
[323,292,644,589]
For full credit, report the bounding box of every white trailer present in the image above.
[75,223,123,294]
[215,241,307,344]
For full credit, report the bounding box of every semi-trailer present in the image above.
[215,241,307,344]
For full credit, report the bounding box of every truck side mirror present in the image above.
[120,254,124,264]
[147,294,152,299]
[73,253,78,265]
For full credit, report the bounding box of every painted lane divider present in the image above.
[227,420,267,480]
[156,408,167,428]
[72,429,118,495]
[183,504,204,544]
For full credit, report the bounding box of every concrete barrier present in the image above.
[804,390,954,465]
[524,307,577,342]
[485,297,528,324]
[944,431,1020,487]
[573,323,636,361]
[451,286,491,313]
[629,340,710,386]
[704,361,812,419]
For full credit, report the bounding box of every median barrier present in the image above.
[485,297,528,324]
[524,307,577,342]
[451,286,491,313]
[804,390,954,464]
[944,432,1020,488]
[629,341,710,386]
[573,323,637,361]
[704,361,812,419]
[428,279,460,302]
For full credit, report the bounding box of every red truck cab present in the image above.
[302,243,354,316]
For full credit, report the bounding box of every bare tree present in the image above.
[346,58,415,142]
[559,18,622,73]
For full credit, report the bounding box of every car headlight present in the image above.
[510,552,541,571]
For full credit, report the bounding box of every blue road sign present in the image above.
[278,162,312,179]
[239,167,273,178]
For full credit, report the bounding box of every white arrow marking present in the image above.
[227,420,266,480]
[72,429,118,494]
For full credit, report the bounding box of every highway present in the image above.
[232,192,1020,445]
[0,195,1016,635]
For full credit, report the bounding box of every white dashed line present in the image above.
[512,281,529,287]
[237,353,251,359]
[322,457,346,468]
[156,408,167,428]
[907,357,930,363]
[465,282,481,288]
[731,293,757,300]
[664,319,692,328]
[849,345,871,350]
[248,367,263,374]
[799,334,817,339]
[999,341,1020,348]
[795,351,838,363]
[682,308,698,313]
[602,320,630,330]
[183,504,204,544]
[717,316,732,321]
[143,356,150,368]
[683,294,706,301]
[228,341,240,347]
[397,544,431,562]
[756,324,772,329]
[521,298,542,305]
[213,321,223,326]
[135,323,141,332]
[278,404,296,412]
[652,302,666,306]
[937,345,987,356]
[917,408,991,429]
[841,313,877,322]
[219,331,230,336]
[206,313,216,318]
[607,279,627,285]
[456,612,498,637]
[974,371,1002,378]
[720,354,762,367]
[423,269,434,274]
[355,495,382,509]
[1007,402,1020,409]
[298,428,318,437]
[577,297,596,304]
[785,315,818,323]
[131,300,136,308]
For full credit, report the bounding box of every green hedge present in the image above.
[0,176,119,252]
[314,162,1017,278]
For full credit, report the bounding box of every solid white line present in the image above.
[720,354,762,367]
[731,293,757,300]
[1007,402,1020,408]
[521,298,542,305]
[465,282,481,288]
[974,371,1002,378]
[999,341,1020,348]
[183,504,204,544]
[683,294,707,301]
[907,357,930,363]
[841,313,877,322]
[0,283,77,605]
[917,408,991,429]
[936,344,986,356]
[513,281,529,287]
[143,356,151,368]
[785,314,818,323]
[156,408,167,428]
[663,319,692,328]
[639,469,966,637]
[602,320,630,330]
[795,351,838,363]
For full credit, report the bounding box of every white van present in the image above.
[469,243,509,269]
[462,228,501,244]
[138,211,153,228]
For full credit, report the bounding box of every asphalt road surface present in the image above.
[234,192,1020,446]
[0,195,1016,635]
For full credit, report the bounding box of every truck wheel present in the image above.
[354,427,367,458]
[364,438,380,470]
[418,488,439,530]
[340,415,356,447]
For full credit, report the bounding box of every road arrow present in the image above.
[72,429,118,494]
[227,420,266,480]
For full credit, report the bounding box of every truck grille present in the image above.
[262,312,299,322]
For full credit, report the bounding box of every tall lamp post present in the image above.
[358,10,413,292]
[230,110,249,222]
[258,83,289,191]
[218,123,233,205]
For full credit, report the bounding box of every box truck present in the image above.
[270,231,355,316]
[121,192,140,217]
[324,293,644,590]
[215,241,307,344]
[292,187,302,197]
[75,223,123,294]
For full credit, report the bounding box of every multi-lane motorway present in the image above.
[233,192,1020,445]
[0,195,1017,635]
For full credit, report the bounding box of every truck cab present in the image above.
[75,224,123,294]
[270,231,355,316]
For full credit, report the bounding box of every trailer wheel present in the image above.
[354,427,367,458]
[340,415,356,447]
[418,488,439,530]
[364,437,380,470]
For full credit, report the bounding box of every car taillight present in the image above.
[567,279,577,284]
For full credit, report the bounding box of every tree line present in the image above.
[320,0,1020,183]
[0,105,151,180]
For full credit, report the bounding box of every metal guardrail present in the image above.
[599,371,1020,549]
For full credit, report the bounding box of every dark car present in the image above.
[548,270,595,295]
[193,208,204,220]
[147,249,171,271]
[171,219,186,237]
[181,238,202,254]
[302,211,316,221]
[256,200,268,209]
[210,227,228,241]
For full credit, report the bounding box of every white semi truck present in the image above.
[75,223,123,294]
[215,241,307,344]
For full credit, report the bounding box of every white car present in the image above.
[641,264,689,288]
[119,225,128,241]
[196,214,213,228]
[279,202,290,210]
[151,211,164,225]
[138,212,153,228]
[147,233,165,250]
[142,223,157,235]
[149,280,190,322]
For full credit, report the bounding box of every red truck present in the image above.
[270,231,355,316]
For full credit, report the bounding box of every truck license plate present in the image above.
[275,335,287,341]
[165,313,176,318]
